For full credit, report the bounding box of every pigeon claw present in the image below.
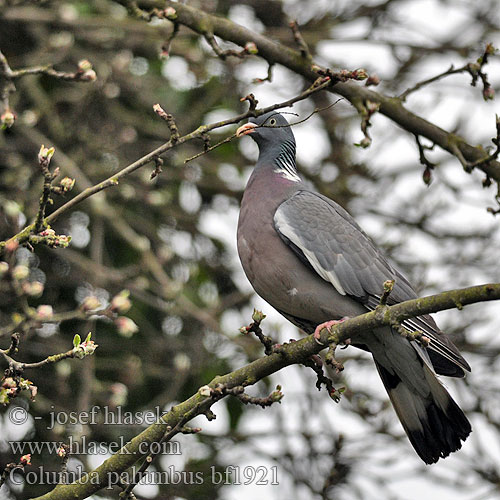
[313,318,350,343]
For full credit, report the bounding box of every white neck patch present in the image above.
[274,166,301,183]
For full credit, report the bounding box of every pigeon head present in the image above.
[236,111,296,152]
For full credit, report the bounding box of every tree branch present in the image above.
[0,77,334,255]
[137,0,500,183]
[0,51,96,128]
[31,282,500,500]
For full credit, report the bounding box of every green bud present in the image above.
[59,177,75,192]
[252,309,266,323]
[38,145,55,162]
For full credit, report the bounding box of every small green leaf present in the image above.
[73,334,81,348]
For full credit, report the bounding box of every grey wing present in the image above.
[273,190,470,376]
[274,190,412,300]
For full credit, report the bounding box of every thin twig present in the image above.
[0,50,16,119]
[353,99,380,148]
[253,63,274,84]
[415,135,437,185]
[399,64,466,100]
[0,460,30,488]
[0,78,337,254]
[231,386,284,408]
[160,20,179,58]
[379,280,395,306]
[185,93,343,163]
[57,444,71,485]
[391,323,430,347]
[240,309,275,355]
[184,133,236,163]
[204,32,250,60]
[449,142,471,172]
[289,20,312,60]
[399,43,496,101]
[34,147,56,233]
[1,342,95,375]
[467,115,500,170]
[153,104,180,142]
[302,354,342,401]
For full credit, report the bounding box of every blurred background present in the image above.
[1,0,500,499]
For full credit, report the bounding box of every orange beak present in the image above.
[236,122,258,137]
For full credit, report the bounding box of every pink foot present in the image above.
[313,318,349,343]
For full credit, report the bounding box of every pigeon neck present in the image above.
[257,139,300,183]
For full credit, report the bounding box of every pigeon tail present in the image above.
[375,354,471,464]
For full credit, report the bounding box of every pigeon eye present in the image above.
[269,118,277,126]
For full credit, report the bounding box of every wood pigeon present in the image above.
[236,111,471,464]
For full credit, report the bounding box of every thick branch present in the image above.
[145,0,500,182]
[32,282,500,500]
